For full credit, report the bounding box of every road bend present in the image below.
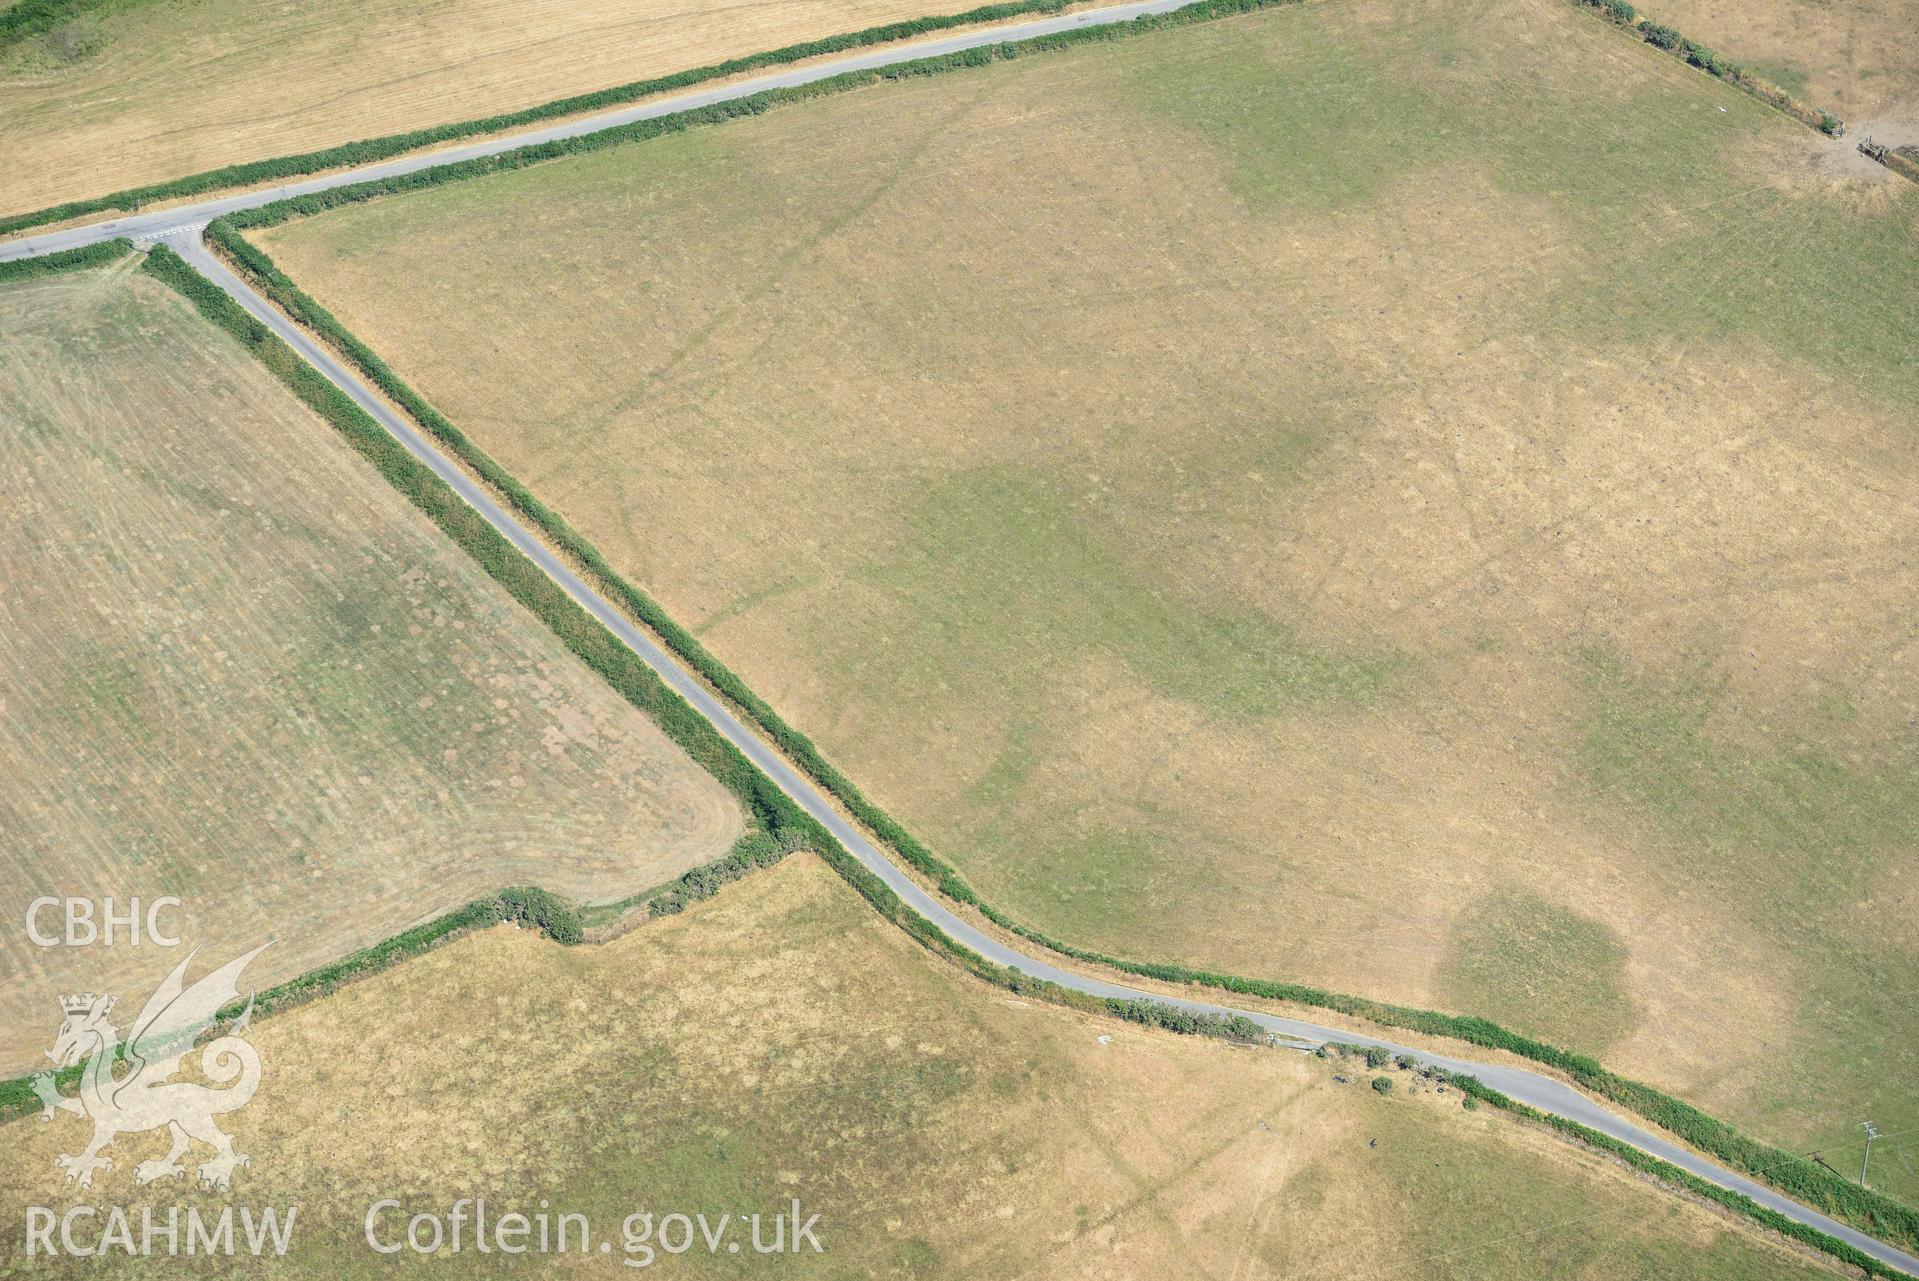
[167,231,1919,1279]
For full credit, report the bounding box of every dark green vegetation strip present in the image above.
[1454,1077,1911,1277]
[0,0,1090,234]
[217,0,1315,234]
[0,241,1257,1121]
[0,0,106,48]
[1,242,1889,1275]
[201,0,1906,1242]
[0,238,130,282]
[140,236,1271,1071]
[214,204,1919,1264]
[1573,0,1841,133]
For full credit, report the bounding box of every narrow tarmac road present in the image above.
[0,0,1192,263]
[171,229,1919,1279]
[1,0,1910,1265]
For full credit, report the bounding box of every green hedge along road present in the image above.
[0,0,1195,263]
[161,227,1917,1279]
[0,0,1908,1268]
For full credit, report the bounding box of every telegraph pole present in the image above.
[1861,1121,1882,1187]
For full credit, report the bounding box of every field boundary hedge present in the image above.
[1,0,1848,237]
[0,238,130,282]
[3,242,1902,1276]
[0,241,1256,1127]
[209,0,1315,236]
[1572,0,1842,133]
[0,0,1099,235]
[200,3,1914,1226]
[212,99,1919,1251]
[1318,1046,1911,1279]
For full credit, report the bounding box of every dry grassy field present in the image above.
[253,0,1919,1199]
[0,0,990,218]
[0,854,1850,1278]
[0,258,740,1076]
[1638,0,1919,132]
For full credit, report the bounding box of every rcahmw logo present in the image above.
[25,943,298,1258]
[27,1204,297,1260]
[33,944,269,1190]
[27,896,183,947]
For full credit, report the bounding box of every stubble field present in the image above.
[252,0,1919,1205]
[0,854,1851,1279]
[0,0,988,217]
[0,258,740,1076]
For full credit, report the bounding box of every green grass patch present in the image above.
[1436,887,1639,1055]
[859,468,1392,721]
[1577,646,1918,894]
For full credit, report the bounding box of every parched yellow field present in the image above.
[253,0,1919,1201]
[1638,0,1919,129]
[0,259,740,1077]
[0,0,989,218]
[0,855,1848,1278]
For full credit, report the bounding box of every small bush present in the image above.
[1578,0,1637,24]
[1638,21,1681,49]
[1372,1076,1393,1095]
[493,886,583,944]
[1363,1046,1390,1069]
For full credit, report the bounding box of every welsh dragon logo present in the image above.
[31,944,268,1191]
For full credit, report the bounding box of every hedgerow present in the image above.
[1104,999,1266,1041]
[215,0,1322,238]
[0,238,130,282]
[2,0,1848,240]
[212,99,1912,1247]
[645,828,796,916]
[0,242,1271,1130]
[994,917,1919,1250]
[0,0,1098,236]
[1440,1073,1912,1278]
[1573,0,1843,133]
[0,0,1883,1251]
